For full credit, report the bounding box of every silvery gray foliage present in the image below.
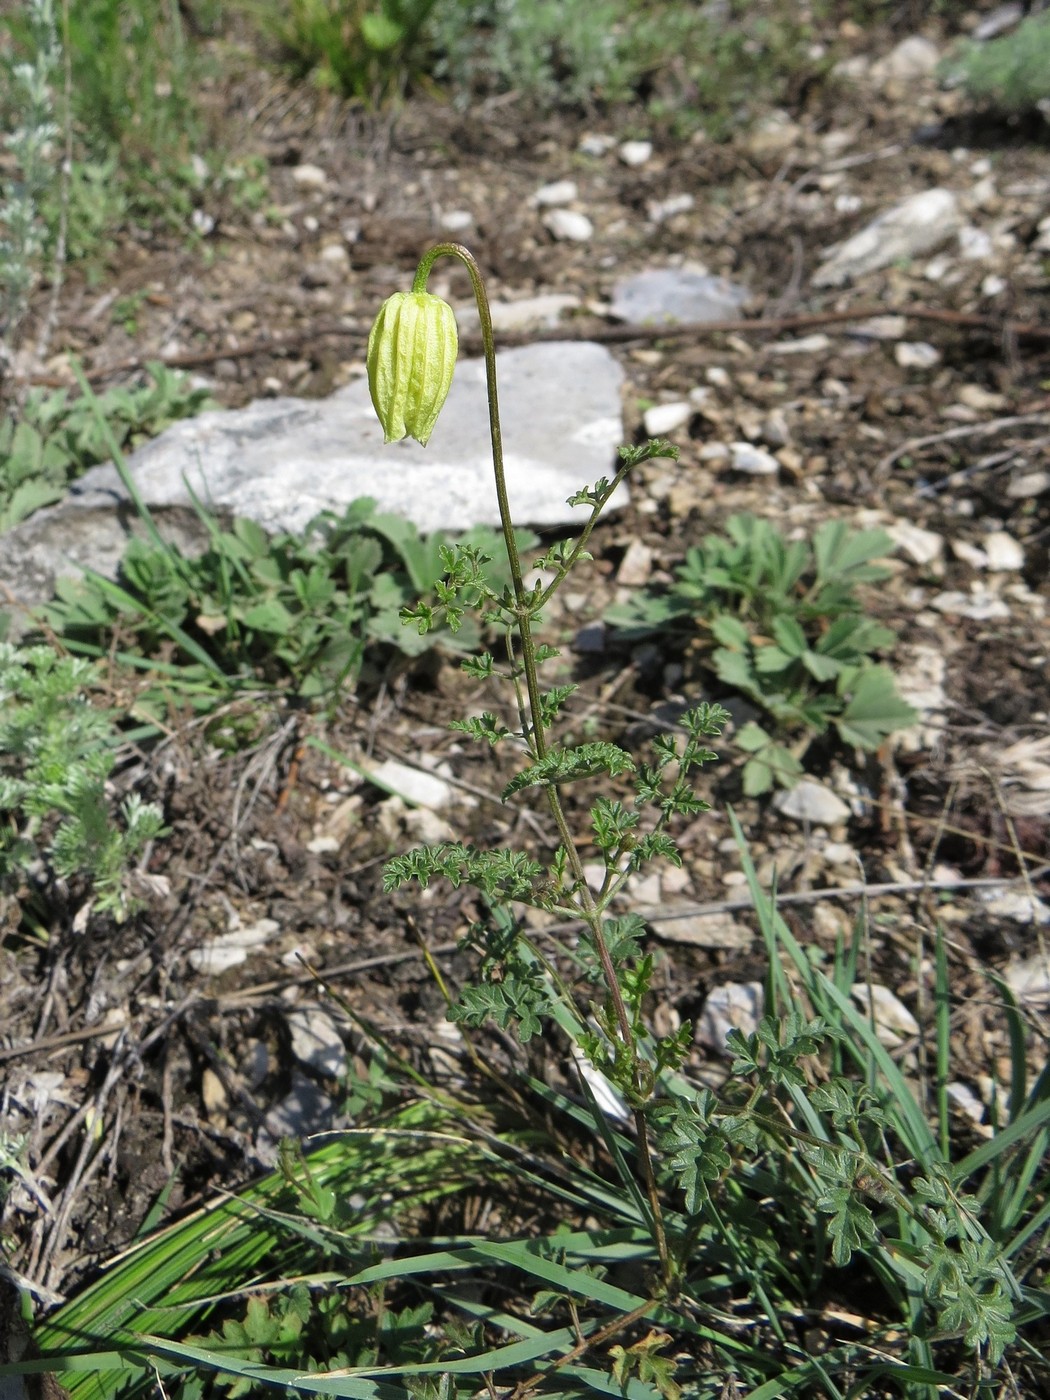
[1,0,61,340]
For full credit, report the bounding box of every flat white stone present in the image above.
[543,209,594,242]
[814,189,961,287]
[367,759,451,809]
[729,442,779,475]
[887,521,944,565]
[291,163,327,189]
[983,531,1025,571]
[895,341,941,369]
[618,139,653,166]
[531,179,577,207]
[767,333,832,354]
[611,268,749,326]
[697,981,764,1050]
[287,1007,348,1079]
[643,401,692,436]
[851,982,920,1046]
[773,781,850,826]
[0,343,627,614]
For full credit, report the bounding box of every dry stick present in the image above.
[22,303,1050,389]
[875,412,1050,476]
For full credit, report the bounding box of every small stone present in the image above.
[306,835,340,854]
[610,268,749,326]
[643,401,692,436]
[626,871,662,905]
[706,366,732,388]
[930,588,1010,620]
[958,225,994,260]
[974,4,1025,42]
[616,538,653,586]
[984,891,1050,926]
[923,255,952,282]
[287,1007,348,1079]
[958,384,1008,412]
[531,179,577,207]
[647,193,694,223]
[440,209,473,232]
[618,139,653,167]
[729,442,779,475]
[895,341,941,369]
[697,981,764,1051]
[320,241,350,266]
[852,315,908,340]
[1005,954,1050,1003]
[813,188,961,288]
[851,983,919,1047]
[983,531,1024,571]
[543,209,594,242]
[887,521,943,566]
[982,273,1007,297]
[823,841,858,867]
[760,411,790,449]
[873,34,940,82]
[767,333,832,355]
[201,1068,228,1116]
[773,781,850,826]
[698,442,730,465]
[367,759,452,809]
[1007,470,1050,499]
[191,209,215,236]
[650,911,753,949]
[579,132,616,156]
[834,193,863,215]
[291,163,327,189]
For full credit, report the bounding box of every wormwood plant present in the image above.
[0,641,165,922]
[607,511,917,793]
[0,0,60,346]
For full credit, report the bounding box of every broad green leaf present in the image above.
[835,665,917,749]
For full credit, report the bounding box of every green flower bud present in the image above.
[366,290,459,446]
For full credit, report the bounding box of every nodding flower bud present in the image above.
[366,290,458,446]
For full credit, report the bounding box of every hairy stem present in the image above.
[414,242,671,1282]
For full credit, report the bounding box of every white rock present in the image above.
[610,267,749,326]
[895,341,941,369]
[958,383,1007,412]
[923,254,952,282]
[983,531,1024,571]
[823,841,858,867]
[287,1007,347,1078]
[982,273,1007,297]
[1007,470,1050,499]
[291,163,327,189]
[367,759,451,809]
[697,981,764,1051]
[834,193,863,215]
[319,241,349,265]
[930,588,1010,620]
[729,443,779,475]
[958,225,994,260]
[974,4,1024,42]
[851,983,920,1046]
[814,189,962,287]
[458,293,580,334]
[772,784,856,823]
[543,208,594,242]
[649,910,753,949]
[616,538,653,586]
[1004,954,1050,1003]
[872,35,940,83]
[706,366,732,388]
[773,781,850,826]
[647,193,694,222]
[579,132,616,156]
[983,890,1050,926]
[0,343,628,615]
[952,538,988,568]
[887,521,944,565]
[947,1081,988,1128]
[306,835,340,854]
[618,139,653,167]
[644,401,693,436]
[188,919,280,974]
[767,333,832,355]
[531,179,577,207]
[439,209,474,232]
[191,209,215,236]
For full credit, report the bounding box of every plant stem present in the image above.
[413,242,672,1283]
